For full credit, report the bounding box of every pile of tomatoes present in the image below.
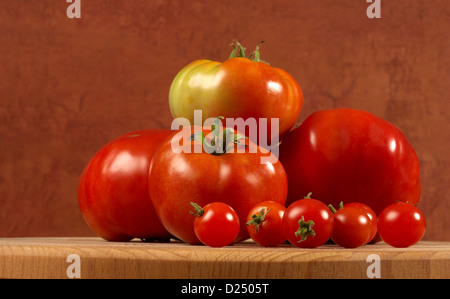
[78,41,425,249]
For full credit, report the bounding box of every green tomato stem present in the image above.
[228,40,270,65]
[190,202,204,218]
[229,40,246,58]
[328,201,344,214]
[328,204,337,214]
[304,192,313,199]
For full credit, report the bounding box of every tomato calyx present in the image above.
[190,202,204,218]
[229,40,270,65]
[295,216,316,242]
[246,208,272,233]
[229,40,247,59]
[190,117,249,155]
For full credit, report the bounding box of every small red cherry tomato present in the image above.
[343,202,378,244]
[190,202,240,247]
[377,202,426,248]
[331,205,371,248]
[246,201,286,247]
[282,193,334,248]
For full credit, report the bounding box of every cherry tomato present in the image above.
[190,202,240,247]
[282,193,334,248]
[246,201,286,247]
[330,204,371,248]
[343,202,378,244]
[377,202,426,248]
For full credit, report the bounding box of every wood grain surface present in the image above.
[0,238,448,279]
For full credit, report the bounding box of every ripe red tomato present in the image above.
[148,122,288,244]
[282,194,334,248]
[377,202,426,248]
[78,130,173,242]
[246,201,286,247]
[343,202,378,244]
[330,205,372,248]
[190,202,240,247]
[279,108,421,216]
[169,40,303,146]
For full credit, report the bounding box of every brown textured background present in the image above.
[0,0,448,240]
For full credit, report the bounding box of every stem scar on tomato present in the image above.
[246,208,272,233]
[189,116,250,155]
[295,216,316,242]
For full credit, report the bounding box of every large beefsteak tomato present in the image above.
[78,129,173,242]
[148,121,288,244]
[169,40,303,147]
[279,108,421,215]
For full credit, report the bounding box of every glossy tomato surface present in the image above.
[148,126,288,244]
[344,202,378,244]
[169,41,303,146]
[279,109,421,215]
[246,201,286,247]
[78,130,173,241]
[282,197,334,248]
[377,202,426,248]
[192,202,240,247]
[331,207,371,248]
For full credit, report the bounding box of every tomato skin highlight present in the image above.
[246,201,287,247]
[279,108,421,216]
[377,202,426,248]
[192,202,240,247]
[331,207,372,248]
[343,202,378,244]
[148,126,288,244]
[78,130,173,242]
[169,49,303,146]
[282,197,334,248]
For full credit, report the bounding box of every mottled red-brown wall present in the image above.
[0,0,448,240]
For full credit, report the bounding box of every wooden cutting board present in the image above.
[0,237,448,279]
